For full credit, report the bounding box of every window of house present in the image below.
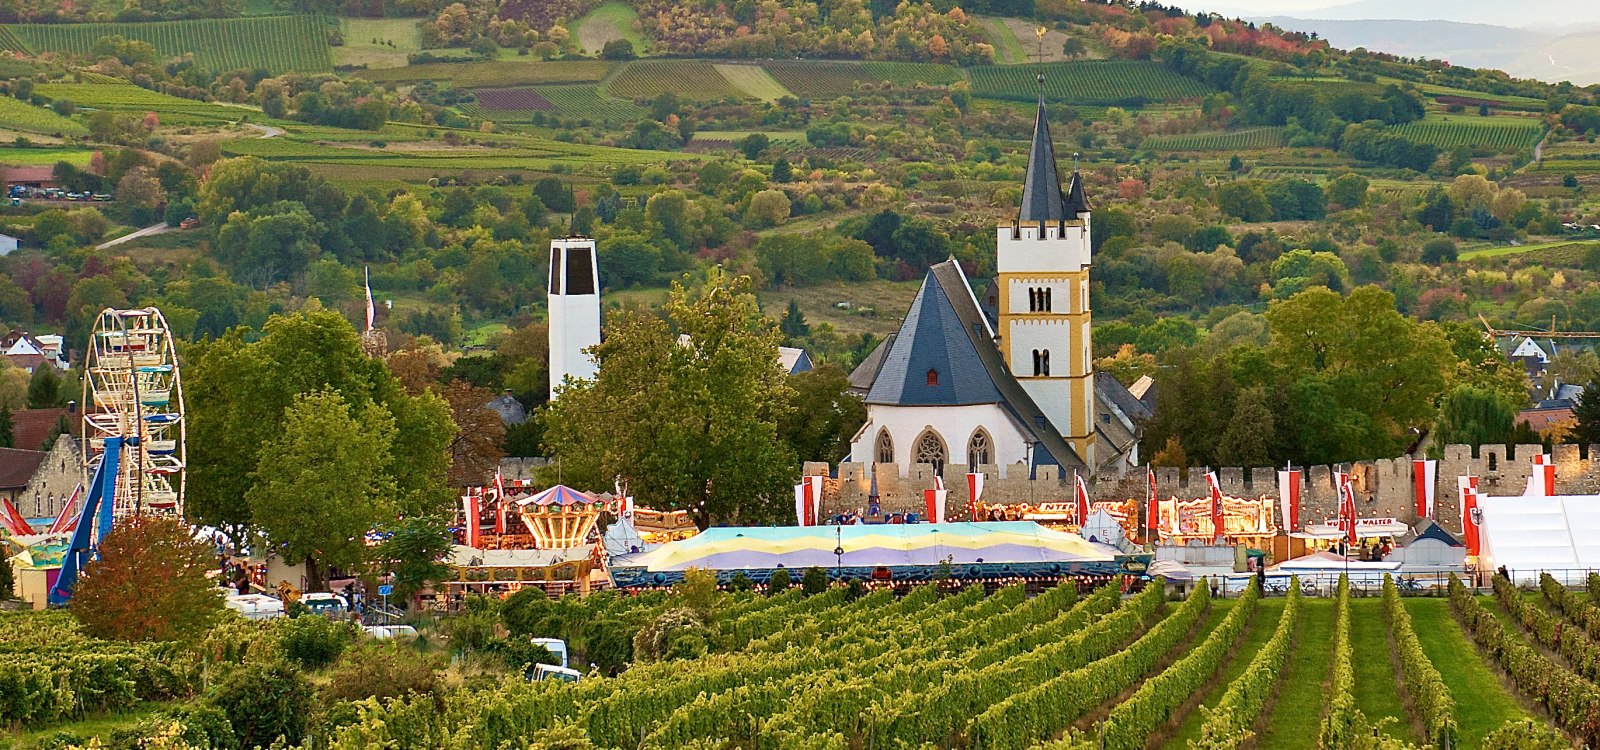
[1032,350,1042,376]
[926,369,939,386]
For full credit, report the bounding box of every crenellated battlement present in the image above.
[805,443,1600,535]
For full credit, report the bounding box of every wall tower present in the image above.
[547,237,600,397]
[995,84,1096,467]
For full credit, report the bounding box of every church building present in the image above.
[847,94,1146,478]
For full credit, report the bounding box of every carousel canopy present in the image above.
[626,521,1114,572]
[517,485,601,508]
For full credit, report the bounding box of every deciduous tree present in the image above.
[70,515,225,642]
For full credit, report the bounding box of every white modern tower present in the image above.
[547,236,600,397]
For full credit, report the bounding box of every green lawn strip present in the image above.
[1160,597,1286,748]
[7,701,171,745]
[1404,598,1531,747]
[1348,598,1416,743]
[981,16,1026,64]
[1256,598,1334,750]
[573,1,646,55]
[1459,238,1583,260]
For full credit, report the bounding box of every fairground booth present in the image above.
[609,521,1121,588]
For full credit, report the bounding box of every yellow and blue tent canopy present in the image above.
[626,521,1113,572]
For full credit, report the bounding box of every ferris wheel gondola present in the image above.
[81,308,187,519]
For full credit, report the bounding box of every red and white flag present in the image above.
[1075,471,1091,524]
[806,475,826,525]
[493,470,507,535]
[1146,466,1159,538]
[1463,484,1482,556]
[364,266,375,332]
[1207,471,1224,543]
[1457,475,1479,522]
[462,491,482,548]
[1412,458,1437,518]
[924,475,947,524]
[1339,473,1358,546]
[46,484,81,534]
[794,481,808,526]
[966,472,984,520]
[1276,466,1301,532]
[1528,454,1557,497]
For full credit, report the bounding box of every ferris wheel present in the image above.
[82,307,186,521]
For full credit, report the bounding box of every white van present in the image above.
[225,593,285,620]
[301,592,349,618]
[531,637,569,668]
[363,625,418,640]
[531,664,582,683]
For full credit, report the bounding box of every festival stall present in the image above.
[610,520,1119,587]
[1474,493,1600,585]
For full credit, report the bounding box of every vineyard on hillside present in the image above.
[34,83,248,124]
[1392,115,1545,152]
[1146,127,1287,151]
[290,575,1584,749]
[0,611,192,727]
[362,60,612,86]
[605,60,745,101]
[970,60,1210,105]
[9,15,334,74]
[461,85,644,123]
[0,94,87,136]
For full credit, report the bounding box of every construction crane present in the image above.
[1478,313,1600,340]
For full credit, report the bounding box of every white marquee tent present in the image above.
[1476,493,1600,585]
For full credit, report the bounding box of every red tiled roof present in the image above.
[1517,407,1574,433]
[0,447,46,490]
[3,354,46,371]
[12,408,76,452]
[1,166,54,183]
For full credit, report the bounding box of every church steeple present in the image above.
[1019,75,1070,225]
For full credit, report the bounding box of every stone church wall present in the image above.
[807,443,1600,536]
[18,438,81,519]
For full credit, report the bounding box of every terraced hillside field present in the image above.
[34,83,251,124]
[362,60,612,86]
[9,15,334,73]
[1392,114,1545,152]
[0,95,88,137]
[298,574,1568,749]
[604,59,744,101]
[1146,127,1287,151]
[971,60,1210,104]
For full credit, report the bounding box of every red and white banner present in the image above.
[1277,467,1301,532]
[1412,458,1437,518]
[794,482,808,526]
[1075,472,1091,524]
[1457,475,1479,522]
[1463,484,1482,556]
[1207,471,1224,543]
[924,476,947,524]
[1338,473,1358,546]
[966,472,984,520]
[1527,454,1557,497]
[0,498,32,536]
[1146,466,1159,537]
[494,470,507,535]
[462,492,482,548]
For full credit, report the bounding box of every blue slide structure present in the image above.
[48,436,129,606]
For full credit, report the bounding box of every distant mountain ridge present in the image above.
[1280,0,1587,29]
[1252,16,1600,86]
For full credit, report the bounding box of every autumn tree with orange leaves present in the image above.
[70,515,225,642]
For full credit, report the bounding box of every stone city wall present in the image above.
[807,443,1600,535]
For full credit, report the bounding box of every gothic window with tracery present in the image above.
[968,429,992,467]
[915,429,947,474]
[876,429,894,465]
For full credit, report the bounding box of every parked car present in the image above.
[300,592,349,618]
[362,625,417,639]
[530,664,582,683]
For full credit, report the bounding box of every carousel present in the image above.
[449,481,612,599]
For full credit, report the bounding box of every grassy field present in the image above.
[10,15,334,73]
[970,60,1210,104]
[0,95,87,137]
[35,83,251,123]
[218,131,707,173]
[713,64,792,102]
[1392,113,1545,152]
[362,60,612,86]
[981,15,1028,64]
[1256,597,1334,750]
[758,279,918,339]
[573,1,646,56]
[0,146,93,166]
[1349,598,1415,743]
[1405,598,1531,746]
[605,60,744,101]
[1459,238,1592,260]
[335,17,420,69]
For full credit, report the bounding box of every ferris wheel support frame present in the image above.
[48,435,128,605]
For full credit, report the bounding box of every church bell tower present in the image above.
[548,236,600,397]
[995,79,1096,467]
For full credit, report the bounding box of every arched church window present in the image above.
[1032,350,1042,376]
[876,429,894,465]
[926,369,939,386]
[915,429,947,475]
[1041,350,1050,376]
[968,429,992,467]
[1043,288,1052,312]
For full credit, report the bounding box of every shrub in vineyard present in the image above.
[1192,580,1302,749]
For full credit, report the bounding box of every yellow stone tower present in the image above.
[995,84,1096,468]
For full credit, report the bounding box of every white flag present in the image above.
[364,266,375,332]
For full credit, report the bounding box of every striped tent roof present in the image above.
[628,521,1113,572]
[516,484,602,508]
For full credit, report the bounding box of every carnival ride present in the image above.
[49,308,186,604]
